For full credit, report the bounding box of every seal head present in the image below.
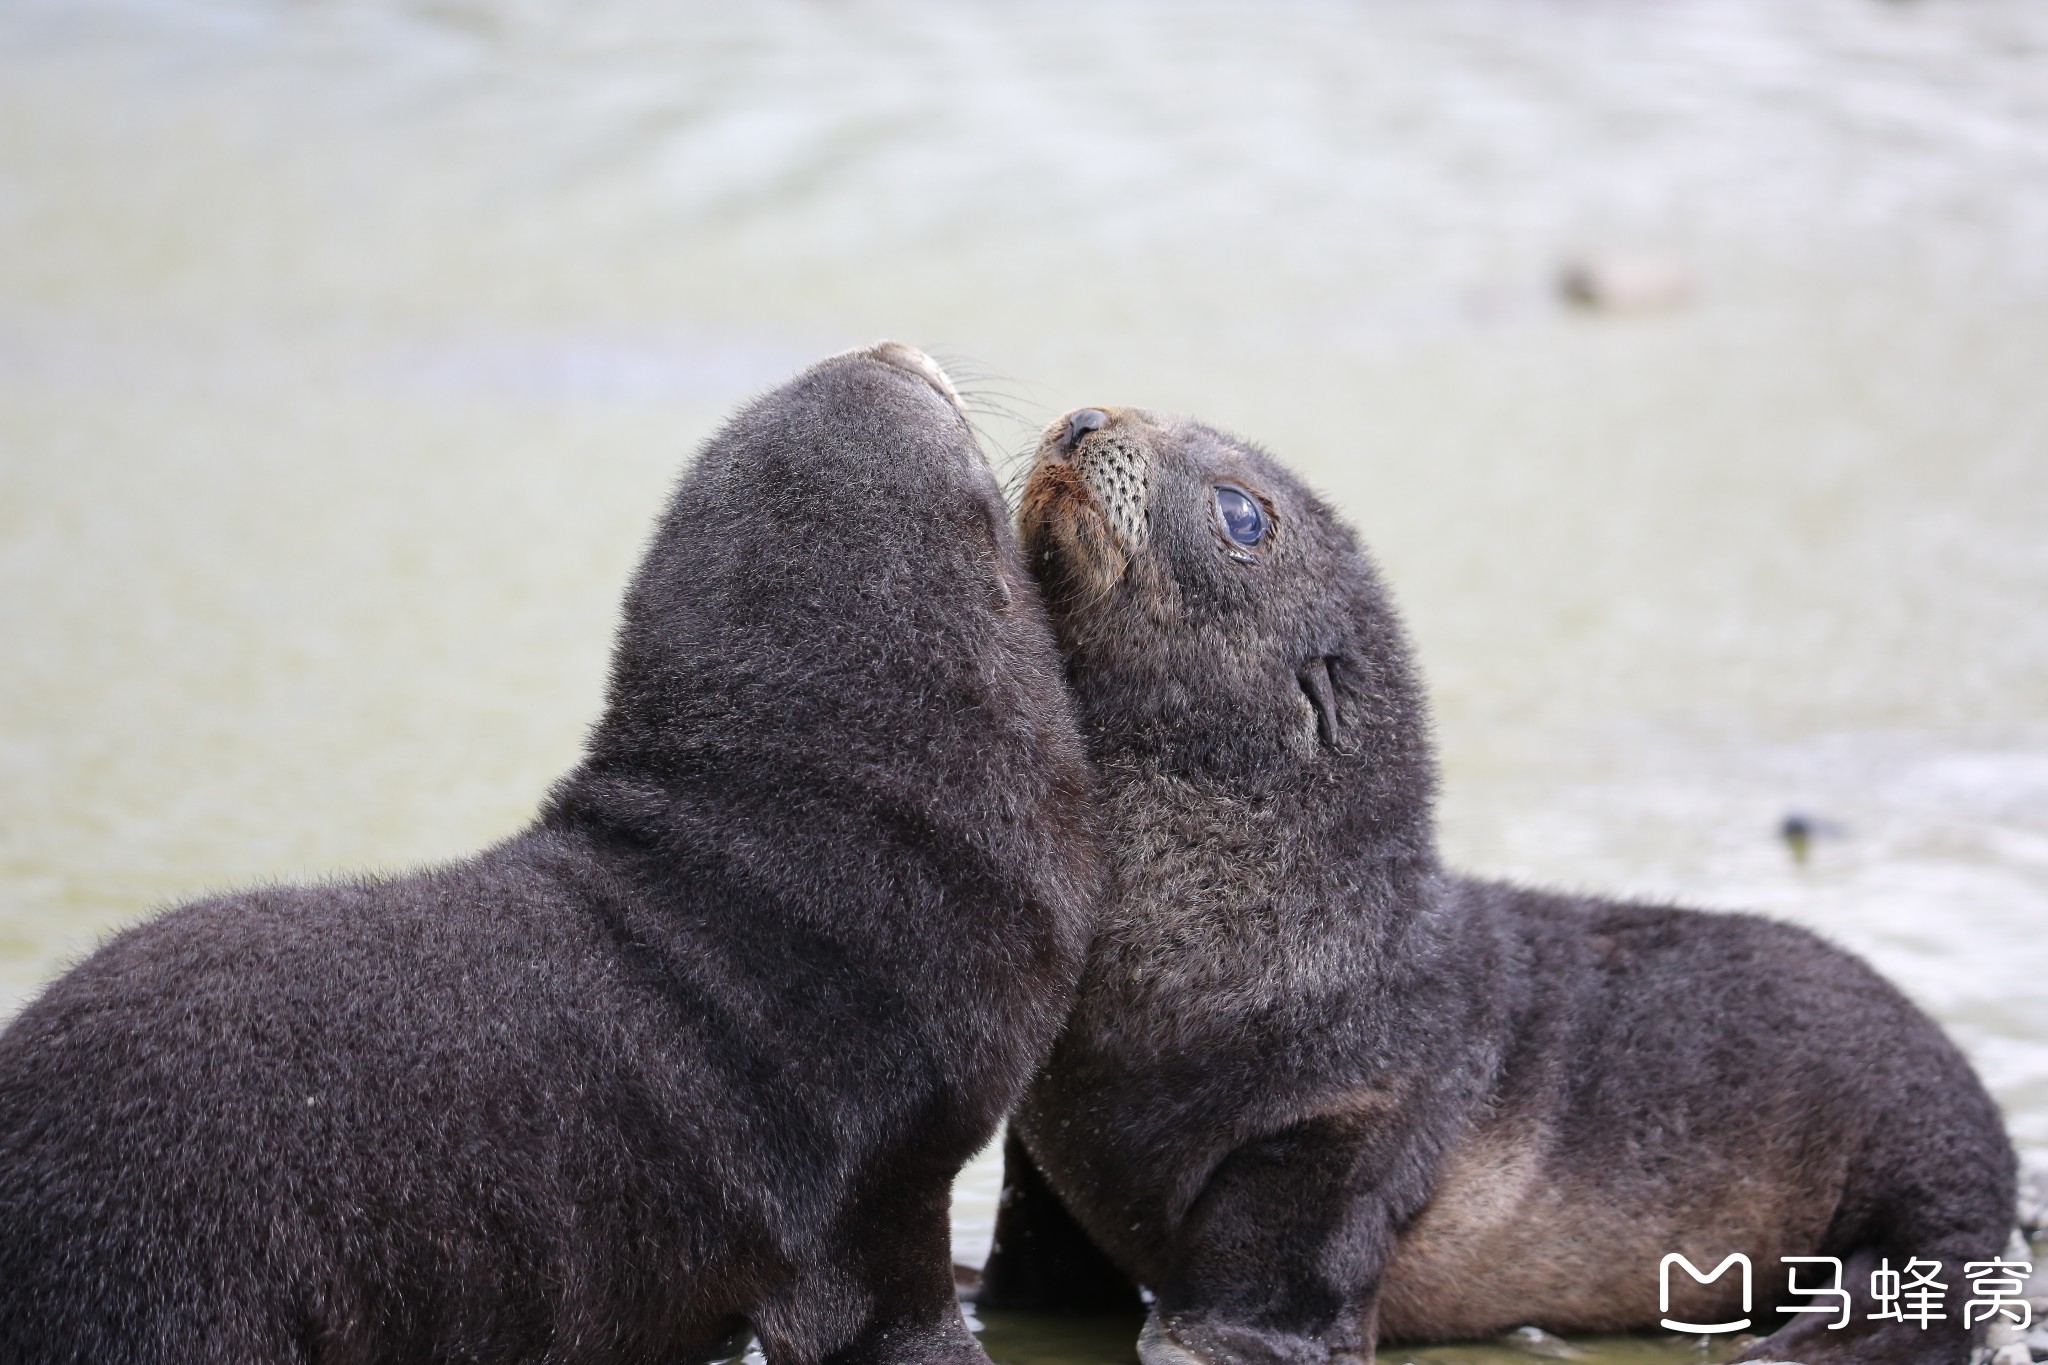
[1020,406,1435,821]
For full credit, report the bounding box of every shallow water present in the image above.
[969,1311,1742,1365]
[2,0,2046,1357]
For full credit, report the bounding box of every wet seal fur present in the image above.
[980,408,2016,1365]
[0,344,1100,1365]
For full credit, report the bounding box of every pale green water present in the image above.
[3,0,2047,1357]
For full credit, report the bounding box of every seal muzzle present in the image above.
[1020,406,1156,604]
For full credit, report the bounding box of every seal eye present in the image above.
[1214,485,1267,548]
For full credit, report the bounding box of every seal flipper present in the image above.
[978,1131,1143,1312]
[1144,1111,1396,1365]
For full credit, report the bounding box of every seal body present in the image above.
[980,408,2014,1365]
[0,344,1100,1365]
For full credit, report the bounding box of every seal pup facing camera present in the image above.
[0,344,1100,1365]
[978,406,2015,1365]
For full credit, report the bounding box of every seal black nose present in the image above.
[1062,409,1109,451]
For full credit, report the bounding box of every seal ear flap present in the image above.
[1297,654,1355,755]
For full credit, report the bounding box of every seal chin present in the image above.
[833,339,965,415]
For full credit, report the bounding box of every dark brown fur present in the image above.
[0,345,1101,1365]
[980,407,2015,1365]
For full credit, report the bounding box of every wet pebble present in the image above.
[1558,254,1692,314]
[1503,1325,1585,1359]
[2022,1236,2048,1315]
[2018,1163,2048,1234]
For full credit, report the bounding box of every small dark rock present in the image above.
[1559,255,1692,314]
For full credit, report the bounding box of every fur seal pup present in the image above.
[0,343,1100,1365]
[978,406,2015,1365]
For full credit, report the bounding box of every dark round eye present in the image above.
[1214,485,1267,547]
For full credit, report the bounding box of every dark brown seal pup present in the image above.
[978,406,2016,1365]
[0,343,1100,1365]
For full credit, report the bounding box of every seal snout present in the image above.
[1061,408,1109,452]
[837,339,964,414]
[1044,408,1150,557]
[1018,406,1155,607]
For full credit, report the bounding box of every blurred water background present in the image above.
[2,1,2046,1358]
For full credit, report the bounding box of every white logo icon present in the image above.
[1660,1252,1752,1333]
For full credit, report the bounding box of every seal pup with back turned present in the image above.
[0,343,1100,1365]
[978,406,2015,1365]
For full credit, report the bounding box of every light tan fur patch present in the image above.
[1378,1122,1820,1341]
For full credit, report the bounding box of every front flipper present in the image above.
[1139,1305,1376,1365]
[978,1130,1144,1312]
[1733,1246,1988,1365]
[1144,1112,1405,1365]
[758,1170,990,1365]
